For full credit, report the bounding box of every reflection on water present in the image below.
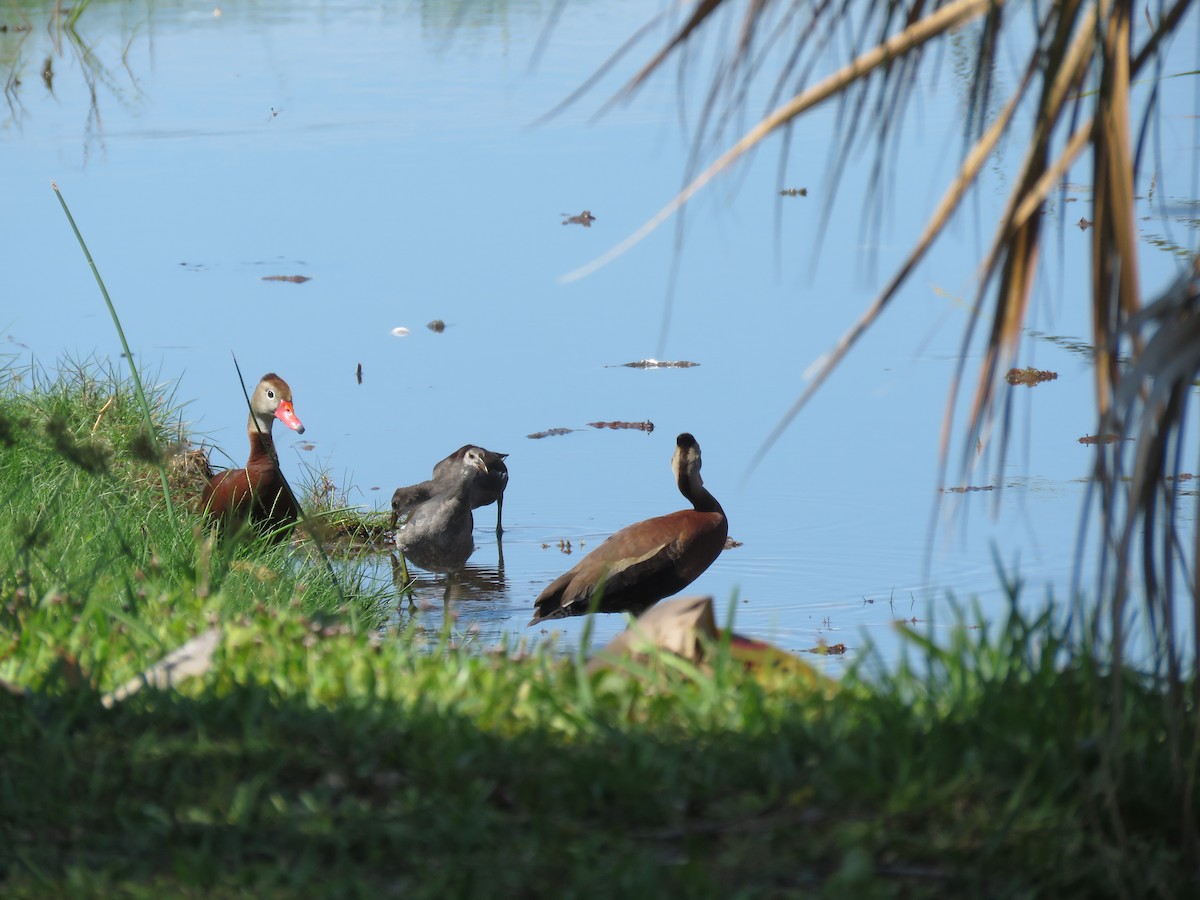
[388,546,508,605]
[4,0,1198,669]
[383,543,519,649]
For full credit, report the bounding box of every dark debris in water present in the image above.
[1078,217,1093,231]
[779,187,808,197]
[1078,434,1130,445]
[613,359,699,369]
[356,363,363,385]
[427,320,446,333]
[942,485,995,493]
[588,420,654,433]
[1006,367,1058,386]
[261,275,311,284]
[561,210,596,227]
[527,427,576,440]
[806,641,847,656]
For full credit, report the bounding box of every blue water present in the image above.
[3,0,1197,670]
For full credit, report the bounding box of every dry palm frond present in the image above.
[561,0,995,284]
[1087,254,1200,858]
[555,0,1199,851]
[562,0,1198,625]
[1096,256,1200,675]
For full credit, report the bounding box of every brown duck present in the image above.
[529,433,727,625]
[200,373,305,537]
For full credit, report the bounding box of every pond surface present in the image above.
[3,0,1198,671]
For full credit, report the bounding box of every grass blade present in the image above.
[51,181,176,524]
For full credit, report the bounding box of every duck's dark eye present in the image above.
[267,389,276,399]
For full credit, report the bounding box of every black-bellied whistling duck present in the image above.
[200,373,305,537]
[395,447,490,572]
[390,445,509,534]
[528,433,727,626]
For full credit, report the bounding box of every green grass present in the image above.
[1,363,1196,897]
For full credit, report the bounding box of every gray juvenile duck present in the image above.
[395,447,490,573]
[528,433,727,626]
[391,444,509,534]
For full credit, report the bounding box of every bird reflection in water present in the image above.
[388,550,508,607]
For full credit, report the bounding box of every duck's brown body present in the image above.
[529,433,727,626]
[201,373,305,538]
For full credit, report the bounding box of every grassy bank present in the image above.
[1,363,1196,897]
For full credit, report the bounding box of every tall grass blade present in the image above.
[50,181,176,524]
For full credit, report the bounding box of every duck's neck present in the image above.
[246,412,277,464]
[679,468,724,515]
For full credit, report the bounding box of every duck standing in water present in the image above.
[528,433,727,626]
[391,445,509,534]
[396,446,491,572]
[201,373,306,538]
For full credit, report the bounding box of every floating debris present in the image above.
[299,443,316,451]
[356,363,363,385]
[806,641,847,656]
[527,427,575,440]
[588,420,654,433]
[1006,367,1058,386]
[427,320,446,333]
[779,187,808,197]
[1077,217,1093,231]
[614,359,700,369]
[261,274,311,284]
[942,485,995,493]
[1078,434,1127,445]
[724,537,743,549]
[391,326,411,337]
[562,210,596,227]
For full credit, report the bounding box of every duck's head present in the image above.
[253,373,305,435]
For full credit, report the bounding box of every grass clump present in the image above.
[1,363,1197,896]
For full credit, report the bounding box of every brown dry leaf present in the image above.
[101,628,223,708]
